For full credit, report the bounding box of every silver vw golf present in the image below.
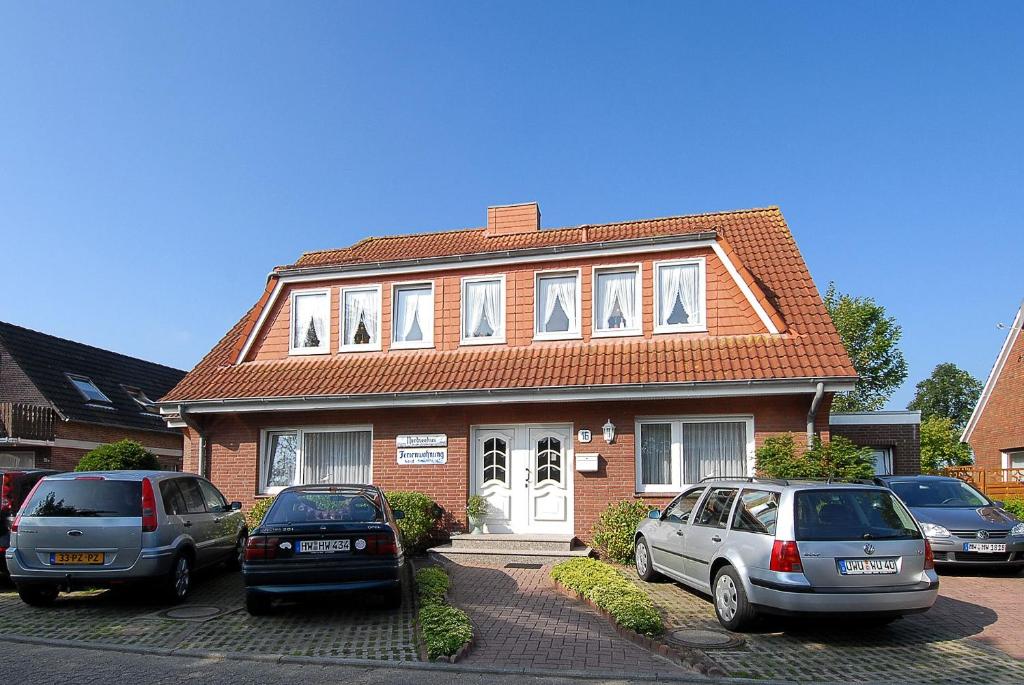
[634,478,939,631]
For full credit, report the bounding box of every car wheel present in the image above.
[245,591,272,616]
[226,533,247,571]
[634,537,660,582]
[713,566,757,632]
[18,584,59,607]
[165,553,193,604]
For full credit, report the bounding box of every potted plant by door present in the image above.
[466,495,488,535]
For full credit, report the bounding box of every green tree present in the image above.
[907,363,982,431]
[919,416,973,471]
[755,433,876,481]
[75,439,161,472]
[824,283,908,412]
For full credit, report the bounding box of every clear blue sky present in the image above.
[2,2,1021,408]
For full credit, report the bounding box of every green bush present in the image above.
[591,499,651,564]
[415,566,450,605]
[385,491,441,554]
[755,433,875,481]
[75,439,161,472]
[551,557,663,635]
[419,601,473,659]
[247,496,276,530]
[1002,498,1024,520]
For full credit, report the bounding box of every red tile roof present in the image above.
[162,206,855,404]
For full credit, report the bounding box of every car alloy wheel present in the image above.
[635,542,649,576]
[715,572,738,622]
[174,556,191,599]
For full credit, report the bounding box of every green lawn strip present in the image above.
[415,566,472,660]
[550,557,664,636]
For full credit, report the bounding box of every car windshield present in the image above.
[889,480,989,508]
[795,489,921,541]
[264,491,383,524]
[21,480,142,518]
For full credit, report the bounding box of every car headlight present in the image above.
[1012,523,1024,538]
[921,522,951,538]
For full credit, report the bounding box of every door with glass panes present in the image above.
[471,425,573,535]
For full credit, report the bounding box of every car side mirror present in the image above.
[393,510,405,519]
[648,509,662,519]
[230,501,242,511]
[993,500,1005,509]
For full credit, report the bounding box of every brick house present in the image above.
[829,411,921,476]
[159,203,856,539]
[962,301,1024,472]
[0,321,186,471]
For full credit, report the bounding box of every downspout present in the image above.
[178,404,208,478]
[806,382,825,448]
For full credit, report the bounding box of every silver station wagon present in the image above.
[5,471,247,606]
[634,478,939,630]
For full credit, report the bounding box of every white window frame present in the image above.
[288,287,331,356]
[460,274,507,346]
[391,280,435,350]
[1002,449,1024,471]
[634,415,755,494]
[534,268,582,341]
[652,257,707,334]
[66,373,111,403]
[258,424,374,495]
[591,263,643,338]
[340,284,383,353]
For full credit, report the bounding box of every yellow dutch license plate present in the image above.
[51,552,104,565]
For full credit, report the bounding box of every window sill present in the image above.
[288,348,331,356]
[592,328,643,339]
[390,341,435,351]
[339,344,383,353]
[635,487,680,495]
[653,325,707,335]
[460,336,507,347]
[533,333,583,342]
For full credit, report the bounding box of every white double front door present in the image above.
[471,424,574,535]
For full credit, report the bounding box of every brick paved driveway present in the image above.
[0,568,417,661]
[631,565,1024,684]
[438,557,693,675]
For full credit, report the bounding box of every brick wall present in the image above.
[968,323,1024,469]
[185,393,829,540]
[244,244,768,362]
[40,420,184,472]
[829,421,921,475]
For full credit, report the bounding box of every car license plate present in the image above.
[838,558,898,575]
[51,552,103,565]
[297,539,350,554]
[963,542,1006,553]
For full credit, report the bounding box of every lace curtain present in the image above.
[658,263,700,326]
[465,279,502,338]
[680,422,747,483]
[343,289,379,345]
[538,275,578,333]
[640,423,672,485]
[302,431,372,484]
[395,286,432,343]
[292,293,327,349]
[597,270,637,330]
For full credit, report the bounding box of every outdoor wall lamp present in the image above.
[602,419,616,444]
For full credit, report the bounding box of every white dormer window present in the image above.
[289,289,331,355]
[593,265,642,337]
[535,269,581,340]
[392,282,434,349]
[67,374,111,403]
[341,285,381,352]
[461,275,506,345]
[654,258,707,333]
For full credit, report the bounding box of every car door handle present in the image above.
[711,535,722,543]
[183,520,193,528]
[675,530,685,536]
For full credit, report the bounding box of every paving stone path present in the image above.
[629,564,1024,684]
[0,569,418,661]
[438,557,691,675]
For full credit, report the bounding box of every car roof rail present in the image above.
[697,476,791,486]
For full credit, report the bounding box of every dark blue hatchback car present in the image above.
[242,484,407,614]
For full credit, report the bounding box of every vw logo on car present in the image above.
[863,543,876,556]
[977,530,990,540]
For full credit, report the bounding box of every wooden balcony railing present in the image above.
[941,466,1024,499]
[0,402,57,442]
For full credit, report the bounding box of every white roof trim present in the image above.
[962,301,1024,443]
[710,242,780,335]
[830,411,921,426]
[160,377,856,417]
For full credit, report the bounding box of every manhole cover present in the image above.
[666,628,743,650]
[162,605,223,620]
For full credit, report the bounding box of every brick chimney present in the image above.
[485,202,540,237]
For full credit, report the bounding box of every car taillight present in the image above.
[0,471,21,513]
[769,540,803,573]
[361,532,397,555]
[141,478,158,533]
[10,477,44,534]
[244,536,280,561]
[923,539,935,570]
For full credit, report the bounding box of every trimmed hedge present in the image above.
[415,566,472,659]
[247,496,275,530]
[386,491,441,553]
[591,499,651,564]
[415,566,450,605]
[1003,498,1024,520]
[75,440,161,472]
[551,557,663,636]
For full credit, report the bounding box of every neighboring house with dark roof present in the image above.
[963,300,1024,473]
[830,411,922,476]
[0,321,186,471]
[159,202,857,539]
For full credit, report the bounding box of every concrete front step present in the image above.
[448,533,576,552]
[427,543,593,566]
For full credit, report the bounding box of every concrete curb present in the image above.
[0,632,806,683]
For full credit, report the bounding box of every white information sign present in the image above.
[397,447,448,465]
[577,429,592,444]
[396,434,448,448]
